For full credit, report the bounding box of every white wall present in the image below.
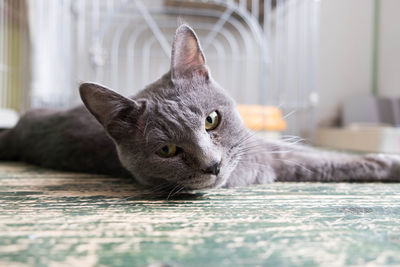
[317,0,374,126]
[378,0,400,97]
[316,0,400,126]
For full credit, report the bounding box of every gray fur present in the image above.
[1,24,399,191]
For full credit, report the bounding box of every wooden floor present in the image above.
[1,162,400,266]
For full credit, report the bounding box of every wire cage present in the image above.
[0,0,320,137]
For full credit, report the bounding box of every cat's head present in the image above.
[80,25,248,190]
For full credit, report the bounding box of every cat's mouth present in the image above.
[137,172,222,191]
[181,173,223,190]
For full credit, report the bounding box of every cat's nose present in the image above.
[202,161,221,175]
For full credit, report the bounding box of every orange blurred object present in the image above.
[237,105,287,132]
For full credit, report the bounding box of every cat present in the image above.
[0,24,399,191]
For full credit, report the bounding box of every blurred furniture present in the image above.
[316,125,400,154]
[316,95,400,153]
[237,104,286,139]
[342,95,400,127]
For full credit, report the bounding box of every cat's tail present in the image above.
[0,129,17,161]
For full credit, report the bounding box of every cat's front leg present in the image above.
[273,151,400,182]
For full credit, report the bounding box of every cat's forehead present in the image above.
[145,76,230,111]
[141,99,201,144]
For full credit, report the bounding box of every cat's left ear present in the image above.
[171,24,209,81]
[79,83,146,141]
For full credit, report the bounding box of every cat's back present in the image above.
[7,105,129,176]
[18,105,92,127]
[14,106,102,142]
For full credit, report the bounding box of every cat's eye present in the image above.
[205,111,219,131]
[156,144,177,158]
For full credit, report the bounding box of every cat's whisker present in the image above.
[149,184,168,193]
[230,129,258,149]
[268,139,305,148]
[230,136,258,154]
[166,183,182,201]
[236,150,293,157]
[281,135,305,140]
[272,158,314,174]
[170,185,185,198]
[232,132,305,155]
[236,142,292,151]
[235,144,294,154]
[146,180,175,195]
[236,160,272,169]
[282,109,298,120]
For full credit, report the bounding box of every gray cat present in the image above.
[0,25,399,190]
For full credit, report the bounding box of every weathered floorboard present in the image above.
[0,162,400,266]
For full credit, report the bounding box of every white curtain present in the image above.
[28,0,73,108]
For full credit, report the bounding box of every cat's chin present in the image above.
[137,173,227,191]
[182,174,225,190]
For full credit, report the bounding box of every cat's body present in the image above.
[0,106,130,177]
[1,25,399,190]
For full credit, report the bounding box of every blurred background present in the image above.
[1,0,399,153]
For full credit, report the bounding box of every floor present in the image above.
[0,162,399,266]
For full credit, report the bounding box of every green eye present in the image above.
[205,111,219,131]
[156,144,177,158]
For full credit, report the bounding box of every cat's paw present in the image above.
[365,153,400,181]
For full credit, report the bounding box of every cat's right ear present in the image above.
[170,24,209,81]
[79,83,145,138]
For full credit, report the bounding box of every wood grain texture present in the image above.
[1,162,400,266]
